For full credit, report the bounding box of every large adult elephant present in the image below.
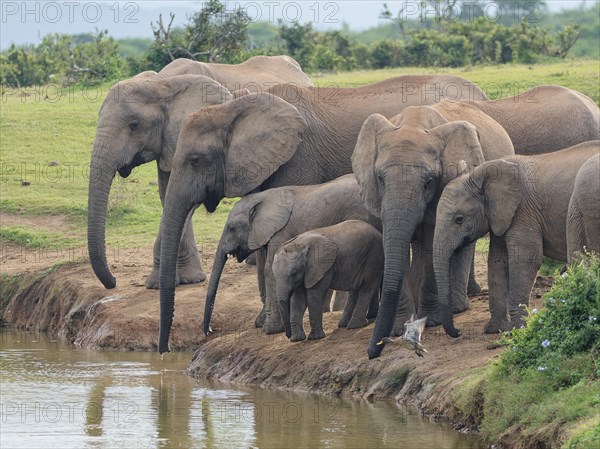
[158,56,313,91]
[352,101,514,359]
[87,56,313,290]
[467,85,599,154]
[156,76,490,353]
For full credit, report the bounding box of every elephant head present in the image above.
[352,111,485,358]
[272,235,337,339]
[158,92,307,353]
[87,74,231,289]
[203,188,296,335]
[433,160,522,336]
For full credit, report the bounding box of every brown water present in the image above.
[0,329,483,449]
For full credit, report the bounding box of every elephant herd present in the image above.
[86,55,600,359]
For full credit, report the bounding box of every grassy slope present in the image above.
[0,60,598,254]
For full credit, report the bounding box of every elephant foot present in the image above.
[391,319,407,337]
[467,279,482,296]
[424,313,442,328]
[254,308,266,328]
[510,315,526,330]
[308,329,326,340]
[290,330,306,342]
[262,318,285,335]
[452,296,470,314]
[177,261,207,285]
[346,317,368,329]
[145,268,180,289]
[484,319,511,334]
[337,316,350,328]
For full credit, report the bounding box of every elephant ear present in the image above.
[158,75,232,172]
[304,234,338,289]
[432,121,485,188]
[220,93,307,197]
[471,160,522,236]
[351,114,396,217]
[247,189,296,250]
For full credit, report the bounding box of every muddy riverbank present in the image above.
[0,244,554,447]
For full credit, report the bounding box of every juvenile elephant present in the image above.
[353,100,514,359]
[468,85,599,155]
[87,56,313,290]
[433,141,600,337]
[567,153,600,262]
[272,220,384,341]
[158,75,489,353]
[202,174,381,336]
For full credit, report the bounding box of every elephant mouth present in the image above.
[455,236,475,253]
[204,189,222,213]
[118,152,148,178]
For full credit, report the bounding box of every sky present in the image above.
[0,0,593,49]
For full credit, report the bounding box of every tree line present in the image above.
[1,0,594,87]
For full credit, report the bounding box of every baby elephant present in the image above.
[273,220,383,341]
[567,153,600,262]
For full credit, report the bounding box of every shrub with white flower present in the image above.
[497,252,599,378]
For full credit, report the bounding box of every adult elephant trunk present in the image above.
[203,246,228,335]
[158,191,194,354]
[367,204,421,359]
[433,247,461,338]
[87,139,119,289]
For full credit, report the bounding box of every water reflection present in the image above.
[0,330,482,449]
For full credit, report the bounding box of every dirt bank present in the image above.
[0,241,553,447]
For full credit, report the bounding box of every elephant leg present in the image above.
[322,289,334,313]
[467,247,482,296]
[391,244,418,336]
[262,253,285,335]
[338,292,359,328]
[306,287,327,340]
[347,289,373,329]
[277,291,292,339]
[485,235,511,333]
[567,200,587,264]
[332,291,348,312]
[145,166,205,289]
[450,242,473,314]
[506,234,543,329]
[254,248,267,328]
[416,225,444,327]
[289,287,307,342]
[366,291,379,321]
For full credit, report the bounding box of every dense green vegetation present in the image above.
[1,0,598,86]
[452,253,600,448]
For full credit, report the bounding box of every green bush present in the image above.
[498,252,600,382]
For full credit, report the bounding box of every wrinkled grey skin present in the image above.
[157,75,489,353]
[434,141,600,337]
[467,85,600,155]
[567,153,600,262]
[87,56,312,290]
[353,101,514,359]
[272,220,383,341]
[202,174,381,336]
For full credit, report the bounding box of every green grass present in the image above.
[1,60,598,253]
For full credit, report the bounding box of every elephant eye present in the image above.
[455,215,464,225]
[129,120,139,131]
[189,154,202,167]
[424,177,434,189]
